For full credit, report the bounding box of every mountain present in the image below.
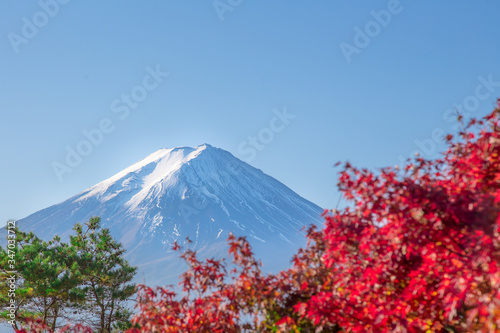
[1,144,323,287]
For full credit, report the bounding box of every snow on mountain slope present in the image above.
[1,144,324,287]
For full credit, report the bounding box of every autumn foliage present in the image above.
[126,229,330,332]
[297,104,500,332]
[14,319,92,333]
[9,102,500,332]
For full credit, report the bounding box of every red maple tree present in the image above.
[296,102,500,332]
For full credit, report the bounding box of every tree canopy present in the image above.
[0,217,136,333]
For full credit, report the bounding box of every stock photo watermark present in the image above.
[51,65,169,182]
[7,0,71,54]
[237,107,296,162]
[213,0,244,21]
[179,192,209,225]
[398,74,500,165]
[5,220,18,326]
[339,0,407,64]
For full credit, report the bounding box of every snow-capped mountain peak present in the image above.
[3,144,323,286]
[78,145,208,204]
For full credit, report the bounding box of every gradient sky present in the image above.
[1,1,499,227]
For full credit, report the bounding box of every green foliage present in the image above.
[68,217,136,333]
[0,227,82,331]
[0,217,136,332]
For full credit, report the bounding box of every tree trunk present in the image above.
[51,304,59,331]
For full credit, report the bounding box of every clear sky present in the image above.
[1,1,499,227]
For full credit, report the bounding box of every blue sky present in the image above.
[1,1,499,227]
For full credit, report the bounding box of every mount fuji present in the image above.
[2,144,323,286]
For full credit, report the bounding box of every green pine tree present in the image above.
[68,217,136,333]
[0,228,84,331]
[0,217,137,332]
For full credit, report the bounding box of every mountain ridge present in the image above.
[1,144,323,286]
